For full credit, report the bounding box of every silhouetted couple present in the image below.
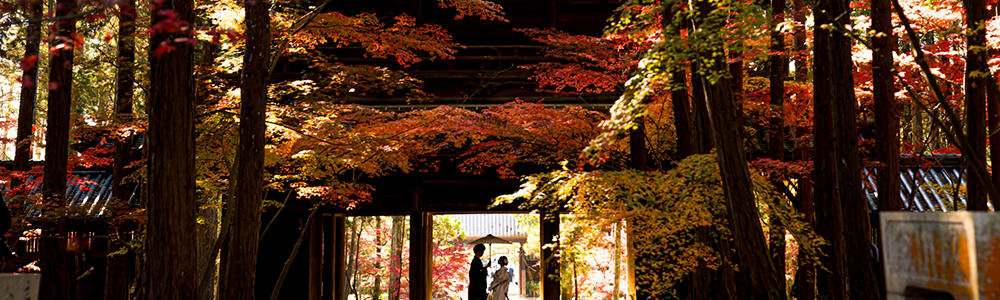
[468,244,509,300]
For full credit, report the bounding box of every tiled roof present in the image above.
[862,166,993,212]
[3,171,132,218]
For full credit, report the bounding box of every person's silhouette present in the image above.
[0,199,16,260]
[469,244,491,300]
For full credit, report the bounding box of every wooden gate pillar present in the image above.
[409,185,433,300]
[540,211,560,300]
[308,210,322,300]
[327,214,346,300]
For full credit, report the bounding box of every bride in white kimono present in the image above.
[489,256,511,300]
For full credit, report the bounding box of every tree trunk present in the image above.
[693,0,784,297]
[630,118,648,170]
[373,217,383,300]
[146,0,197,296]
[793,127,815,300]
[106,0,136,298]
[389,216,405,300]
[873,0,901,213]
[965,0,989,211]
[348,218,361,297]
[613,221,621,300]
[221,0,269,299]
[828,0,880,297]
[691,63,714,154]
[12,0,41,184]
[663,1,693,159]
[196,28,221,300]
[990,72,1000,208]
[701,64,785,300]
[40,0,76,298]
[989,9,1000,213]
[793,0,808,81]
[768,0,788,293]
[811,1,846,298]
[671,69,694,159]
[872,0,897,297]
[196,201,219,300]
[729,52,745,140]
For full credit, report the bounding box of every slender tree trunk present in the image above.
[13,0,41,184]
[196,203,219,300]
[989,11,1000,212]
[671,69,694,159]
[829,0,880,297]
[873,0,900,212]
[146,0,197,296]
[911,106,924,150]
[613,221,621,300]
[6,0,42,271]
[663,0,694,159]
[372,217,383,300]
[111,0,136,214]
[990,73,1000,207]
[630,117,648,171]
[221,0,269,299]
[40,0,77,298]
[793,127,815,300]
[347,218,361,297]
[965,0,989,211]
[196,36,221,300]
[196,199,219,300]
[793,0,808,82]
[691,63,714,154]
[769,0,787,163]
[196,39,223,300]
[692,0,784,297]
[701,63,785,300]
[389,216,405,300]
[729,52,745,140]
[812,1,846,298]
[872,0,897,297]
[768,0,788,293]
[106,0,136,298]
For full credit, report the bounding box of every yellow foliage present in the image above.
[497,154,825,297]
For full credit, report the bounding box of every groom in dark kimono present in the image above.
[469,244,491,300]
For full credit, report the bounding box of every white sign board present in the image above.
[0,274,40,300]
[881,212,1000,300]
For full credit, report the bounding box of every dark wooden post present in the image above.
[409,186,433,300]
[540,211,560,300]
[334,215,347,300]
[323,215,334,300]
[309,209,322,300]
[412,0,423,25]
[544,0,557,28]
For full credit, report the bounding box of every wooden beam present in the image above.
[540,211,560,300]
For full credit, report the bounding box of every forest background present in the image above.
[0,0,999,299]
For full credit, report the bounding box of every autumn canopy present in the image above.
[0,0,998,299]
